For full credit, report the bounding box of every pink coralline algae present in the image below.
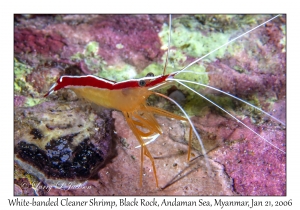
[191,110,286,195]
[14,28,66,57]
[14,95,26,107]
[89,15,165,70]
[14,15,165,72]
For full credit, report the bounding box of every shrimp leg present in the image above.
[123,111,159,187]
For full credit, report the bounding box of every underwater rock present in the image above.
[190,108,286,195]
[14,101,115,188]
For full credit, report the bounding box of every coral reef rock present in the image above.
[14,101,115,190]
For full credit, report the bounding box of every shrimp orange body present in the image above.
[44,72,191,187]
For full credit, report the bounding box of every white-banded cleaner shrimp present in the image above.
[43,14,286,195]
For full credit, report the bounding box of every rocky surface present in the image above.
[14,14,286,195]
[14,101,116,194]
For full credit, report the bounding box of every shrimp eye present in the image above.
[146,72,154,77]
[138,80,146,87]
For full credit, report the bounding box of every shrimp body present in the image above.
[72,86,151,112]
[44,72,188,187]
[45,74,173,112]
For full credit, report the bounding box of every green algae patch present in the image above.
[71,41,100,60]
[24,97,45,107]
[14,59,46,107]
[233,65,246,73]
[280,25,286,52]
[14,59,33,93]
[14,59,32,78]
[71,41,108,73]
[219,94,264,122]
[159,15,235,62]
[175,64,209,87]
[160,49,187,71]
[14,60,41,98]
[97,63,137,82]
[183,92,264,122]
[138,63,171,78]
[85,41,99,57]
[184,94,236,117]
[71,41,138,81]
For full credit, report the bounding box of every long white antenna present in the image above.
[168,78,285,126]
[175,80,286,154]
